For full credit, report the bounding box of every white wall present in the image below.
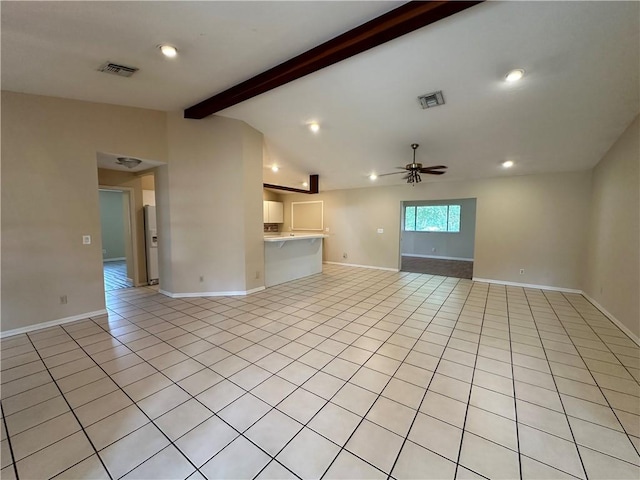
[282,170,592,290]
[401,198,476,260]
[585,115,639,339]
[1,91,167,333]
[157,113,264,296]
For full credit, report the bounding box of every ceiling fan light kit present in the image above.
[378,143,447,185]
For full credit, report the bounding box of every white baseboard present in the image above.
[159,286,266,298]
[472,277,582,294]
[103,257,126,262]
[323,261,399,272]
[0,309,108,338]
[581,293,640,347]
[402,254,474,261]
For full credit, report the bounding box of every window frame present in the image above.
[404,204,461,233]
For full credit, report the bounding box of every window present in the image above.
[404,205,461,232]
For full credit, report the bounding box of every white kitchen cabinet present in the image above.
[263,201,284,223]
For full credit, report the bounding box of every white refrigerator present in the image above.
[144,205,159,285]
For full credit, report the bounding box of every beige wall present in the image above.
[585,115,640,339]
[2,89,636,343]
[243,127,268,290]
[1,91,167,332]
[141,174,155,191]
[282,170,592,290]
[263,189,283,202]
[158,113,264,295]
[98,168,148,286]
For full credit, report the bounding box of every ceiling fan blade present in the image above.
[377,171,406,177]
[420,170,446,175]
[423,165,448,170]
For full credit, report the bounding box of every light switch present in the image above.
[377,228,384,234]
[82,235,91,245]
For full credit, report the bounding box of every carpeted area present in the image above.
[401,256,473,279]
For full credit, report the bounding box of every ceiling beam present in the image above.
[264,174,319,194]
[184,1,483,119]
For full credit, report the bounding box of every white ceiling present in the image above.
[96,152,165,174]
[2,1,639,191]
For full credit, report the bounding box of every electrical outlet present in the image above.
[519,269,525,275]
[60,295,68,304]
[377,228,384,234]
[325,227,330,232]
[343,253,348,259]
[102,249,107,255]
[82,235,91,245]
[199,276,204,282]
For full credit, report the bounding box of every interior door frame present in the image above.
[98,185,139,287]
[397,198,478,275]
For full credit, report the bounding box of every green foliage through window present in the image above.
[404,205,461,232]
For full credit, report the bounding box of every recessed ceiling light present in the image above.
[302,182,309,187]
[369,173,378,180]
[505,69,524,82]
[159,44,178,58]
[308,122,320,133]
[502,160,514,168]
[271,165,279,172]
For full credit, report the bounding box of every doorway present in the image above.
[99,188,135,291]
[399,198,477,279]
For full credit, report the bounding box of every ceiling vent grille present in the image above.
[98,62,139,78]
[418,90,445,109]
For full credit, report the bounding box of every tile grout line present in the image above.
[545,291,640,459]
[451,281,490,479]
[239,272,444,477]
[316,276,455,479]
[521,288,589,479]
[560,292,640,400]
[20,331,114,480]
[82,268,427,478]
[58,320,211,479]
[5,310,629,432]
[565,294,640,359]
[242,272,423,478]
[250,275,450,479]
[1,403,20,480]
[3,268,638,479]
[505,286,524,479]
[387,278,480,480]
[117,274,616,476]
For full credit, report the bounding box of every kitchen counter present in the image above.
[264,233,327,243]
[264,233,327,286]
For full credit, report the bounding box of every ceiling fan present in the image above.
[378,144,447,184]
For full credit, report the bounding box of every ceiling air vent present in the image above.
[98,62,139,78]
[418,90,445,109]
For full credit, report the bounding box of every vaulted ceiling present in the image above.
[2,1,638,191]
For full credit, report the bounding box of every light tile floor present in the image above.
[1,265,639,479]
